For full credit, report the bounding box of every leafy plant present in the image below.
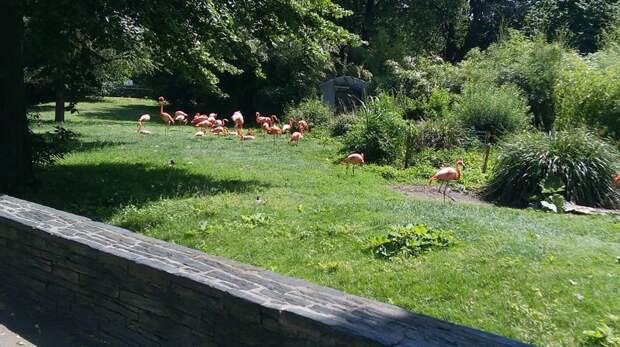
[29,113,79,168]
[484,129,620,208]
[330,112,359,136]
[342,94,407,164]
[413,117,467,150]
[582,321,620,347]
[367,224,454,259]
[454,83,530,140]
[285,98,333,128]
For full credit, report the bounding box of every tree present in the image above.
[1,0,356,189]
[525,0,620,53]
[0,0,31,193]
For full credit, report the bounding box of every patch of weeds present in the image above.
[367,224,454,259]
[327,224,356,237]
[582,315,620,347]
[316,260,342,274]
[240,213,273,229]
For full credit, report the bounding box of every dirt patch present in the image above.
[390,184,492,206]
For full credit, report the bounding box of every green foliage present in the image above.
[400,88,454,121]
[379,57,460,99]
[524,0,620,53]
[342,94,407,164]
[484,130,620,208]
[329,113,359,137]
[413,118,467,150]
[455,84,530,139]
[582,314,620,347]
[28,113,78,167]
[554,48,620,140]
[459,32,565,131]
[367,224,454,259]
[285,98,333,128]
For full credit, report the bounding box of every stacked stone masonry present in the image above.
[0,195,529,347]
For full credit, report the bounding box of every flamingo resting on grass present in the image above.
[342,153,365,175]
[428,160,465,202]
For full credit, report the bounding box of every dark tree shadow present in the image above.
[77,103,158,122]
[17,162,269,221]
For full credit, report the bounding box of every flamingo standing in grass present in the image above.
[428,160,465,202]
[282,118,293,133]
[137,114,150,130]
[342,153,365,175]
[174,110,189,125]
[231,111,244,135]
[298,119,309,134]
[289,131,302,145]
[158,96,175,135]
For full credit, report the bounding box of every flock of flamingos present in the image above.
[131,96,503,200]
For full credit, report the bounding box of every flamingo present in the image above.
[192,113,208,125]
[282,118,294,133]
[298,119,309,135]
[256,112,273,127]
[240,129,255,141]
[428,160,465,202]
[288,131,302,145]
[137,122,152,135]
[614,174,620,186]
[194,129,206,137]
[232,111,244,134]
[158,96,175,134]
[341,153,365,175]
[174,111,188,125]
[137,114,150,130]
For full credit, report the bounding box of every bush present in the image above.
[367,224,454,259]
[554,48,620,140]
[330,113,359,137]
[484,130,620,209]
[342,94,407,164]
[413,117,467,150]
[455,84,530,139]
[284,98,333,128]
[28,113,79,167]
[401,88,454,121]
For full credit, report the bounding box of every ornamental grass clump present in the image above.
[484,129,620,208]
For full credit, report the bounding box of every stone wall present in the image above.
[0,195,529,347]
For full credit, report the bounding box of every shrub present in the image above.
[342,94,407,164]
[330,113,359,137]
[29,113,79,167]
[284,98,333,128]
[401,88,454,121]
[367,224,454,259]
[455,84,530,139]
[554,49,620,140]
[484,130,620,209]
[413,117,467,150]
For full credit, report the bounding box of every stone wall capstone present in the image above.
[0,195,530,347]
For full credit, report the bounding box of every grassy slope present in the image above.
[23,97,620,346]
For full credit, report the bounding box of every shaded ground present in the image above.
[0,291,101,347]
[391,184,492,206]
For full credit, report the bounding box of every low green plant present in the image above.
[582,316,620,347]
[285,97,333,128]
[367,224,454,259]
[454,84,530,140]
[329,113,359,137]
[484,130,620,208]
[342,94,407,164]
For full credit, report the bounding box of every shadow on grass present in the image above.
[17,162,268,221]
[77,103,157,122]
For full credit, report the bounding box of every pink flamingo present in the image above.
[231,111,244,135]
[614,174,620,186]
[174,110,188,125]
[428,160,465,202]
[282,118,293,133]
[137,114,150,131]
[298,119,309,134]
[341,153,365,175]
[158,97,175,134]
[288,131,302,145]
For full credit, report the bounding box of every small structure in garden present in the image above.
[319,76,368,113]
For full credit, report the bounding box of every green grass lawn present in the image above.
[22,97,620,346]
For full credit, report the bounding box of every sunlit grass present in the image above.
[21,97,620,346]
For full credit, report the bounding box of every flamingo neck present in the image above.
[160,103,164,114]
[456,166,462,179]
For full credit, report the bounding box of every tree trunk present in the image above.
[54,75,65,122]
[0,0,31,193]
